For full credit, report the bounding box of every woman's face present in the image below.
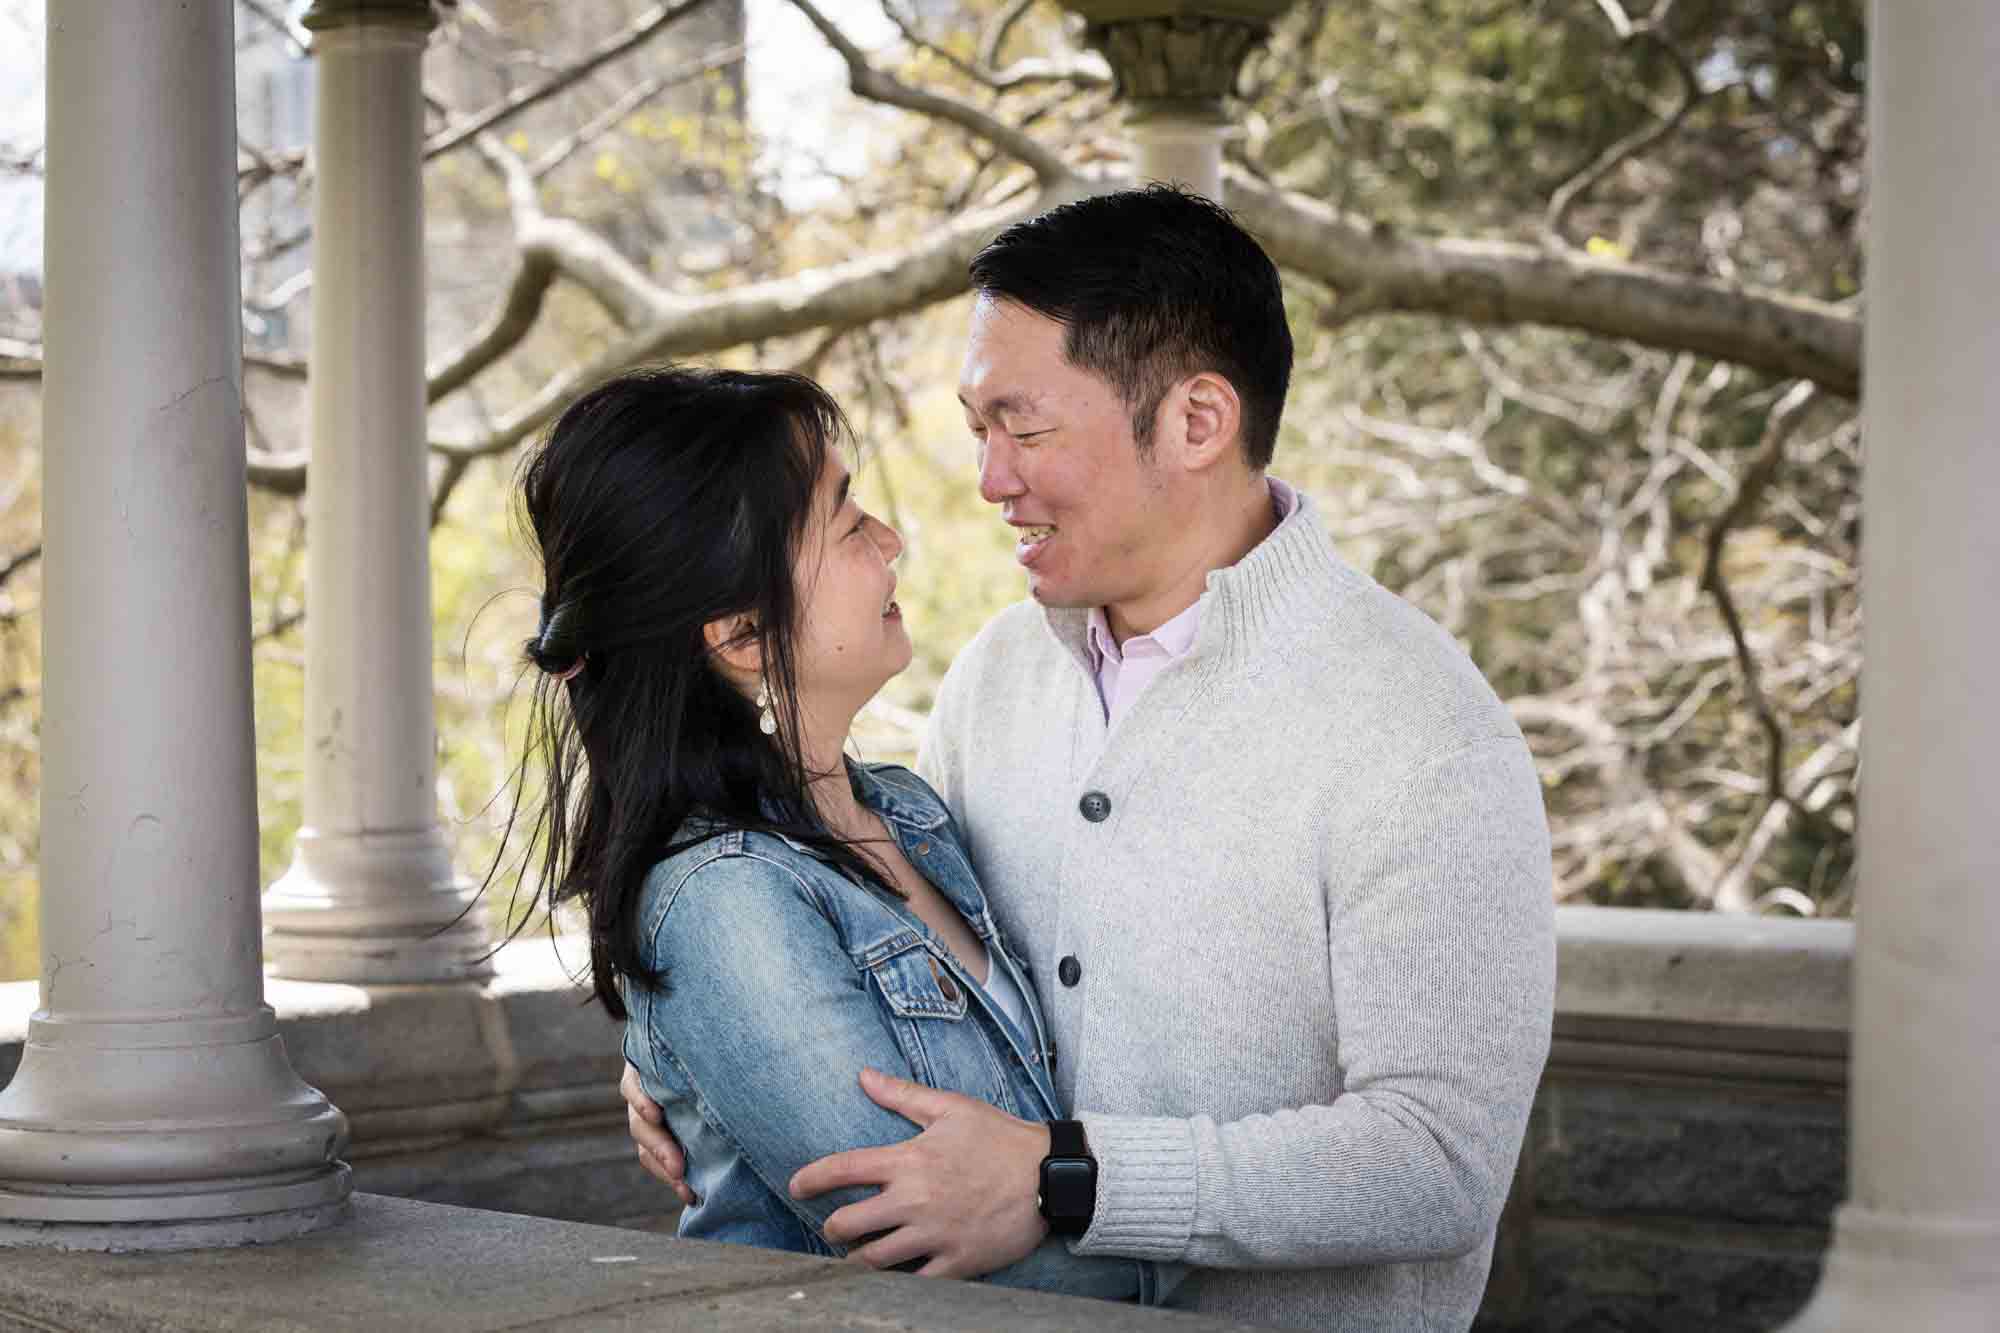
[790,448,911,717]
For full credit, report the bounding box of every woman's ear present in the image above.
[703,614,764,678]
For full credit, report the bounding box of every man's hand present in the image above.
[621,1060,696,1208]
[789,1067,1051,1279]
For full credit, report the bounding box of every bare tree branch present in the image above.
[528,44,746,180]
[1546,15,1710,249]
[475,133,662,332]
[426,253,560,407]
[422,0,718,163]
[429,196,1042,463]
[882,0,1108,92]
[790,326,850,379]
[1231,174,1861,398]
[0,543,40,590]
[1711,720,1857,913]
[238,0,718,189]
[1699,380,1842,851]
[247,351,308,381]
[239,0,311,59]
[985,52,1113,92]
[979,0,1038,71]
[0,337,40,381]
[789,0,1079,185]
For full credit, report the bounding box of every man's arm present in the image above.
[802,736,1554,1272]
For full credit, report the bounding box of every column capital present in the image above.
[1063,0,1295,123]
[302,0,441,34]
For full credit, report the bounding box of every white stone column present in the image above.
[1782,5,2000,1328]
[0,0,350,1249]
[261,0,492,984]
[1128,117,1226,203]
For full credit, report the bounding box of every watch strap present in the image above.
[1045,1117,1089,1160]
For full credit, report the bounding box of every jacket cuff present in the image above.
[1070,1114,1197,1261]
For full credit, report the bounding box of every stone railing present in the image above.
[1480,907,1851,1331]
[1,905,1849,1330]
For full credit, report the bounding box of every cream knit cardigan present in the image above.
[918,491,1556,1332]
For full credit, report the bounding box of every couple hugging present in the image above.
[507,186,1555,1331]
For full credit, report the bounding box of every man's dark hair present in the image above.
[968,184,1293,469]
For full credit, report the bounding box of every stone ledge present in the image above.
[1551,906,1850,1089]
[261,934,625,1152]
[1555,905,1850,1031]
[3,912,1857,1102]
[0,1193,1257,1331]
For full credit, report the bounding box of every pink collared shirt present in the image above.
[1086,478,1299,729]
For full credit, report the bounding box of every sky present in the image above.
[0,0,901,277]
[0,3,43,276]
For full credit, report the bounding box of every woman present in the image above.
[510,365,1152,1302]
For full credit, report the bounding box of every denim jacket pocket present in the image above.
[862,942,1020,1115]
[867,941,970,1022]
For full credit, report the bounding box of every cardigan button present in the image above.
[1078,791,1112,823]
[1058,955,1082,987]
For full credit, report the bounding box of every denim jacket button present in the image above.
[927,956,961,1003]
[915,841,931,855]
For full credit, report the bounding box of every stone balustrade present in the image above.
[1,905,1850,1329]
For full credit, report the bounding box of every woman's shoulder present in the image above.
[636,825,831,944]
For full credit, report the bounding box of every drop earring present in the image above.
[756,680,777,736]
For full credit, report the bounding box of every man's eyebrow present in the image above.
[957,391,1040,416]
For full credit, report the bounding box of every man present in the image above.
[624,185,1555,1331]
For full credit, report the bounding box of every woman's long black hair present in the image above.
[511,364,892,1018]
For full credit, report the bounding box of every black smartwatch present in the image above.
[1037,1118,1097,1235]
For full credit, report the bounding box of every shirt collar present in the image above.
[1083,477,1297,668]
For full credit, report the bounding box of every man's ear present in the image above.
[1165,372,1243,474]
[703,614,764,677]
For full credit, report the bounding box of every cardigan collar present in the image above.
[1042,477,1356,672]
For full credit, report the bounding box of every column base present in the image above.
[1780,1204,2000,1331]
[0,1191,350,1253]
[0,1012,354,1248]
[264,826,496,984]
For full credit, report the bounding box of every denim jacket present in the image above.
[621,762,1157,1304]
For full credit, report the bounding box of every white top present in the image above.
[977,950,1032,1039]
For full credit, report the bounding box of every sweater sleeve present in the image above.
[1073,735,1556,1269]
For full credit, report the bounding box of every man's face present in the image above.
[957,297,1171,612]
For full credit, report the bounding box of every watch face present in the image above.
[1042,1158,1094,1218]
